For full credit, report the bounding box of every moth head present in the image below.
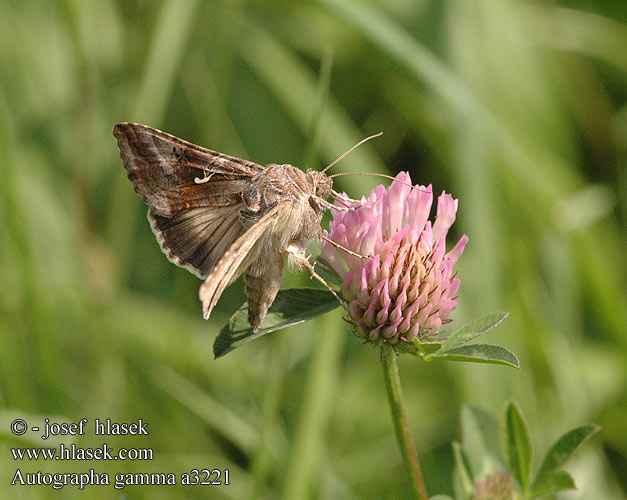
[307,169,333,201]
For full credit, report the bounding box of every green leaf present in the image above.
[440,312,509,352]
[452,441,475,500]
[213,288,341,358]
[530,469,576,498]
[502,401,533,492]
[460,406,505,478]
[429,496,455,500]
[430,344,520,368]
[533,424,601,483]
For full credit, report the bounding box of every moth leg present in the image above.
[317,198,351,212]
[287,244,347,312]
[321,235,370,259]
[194,169,214,184]
[331,190,360,206]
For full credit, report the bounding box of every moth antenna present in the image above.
[321,132,383,173]
[328,172,430,193]
[322,235,370,260]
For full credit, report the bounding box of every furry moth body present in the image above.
[113,123,335,330]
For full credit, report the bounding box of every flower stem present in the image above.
[381,344,428,500]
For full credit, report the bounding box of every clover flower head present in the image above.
[473,472,514,500]
[321,172,468,344]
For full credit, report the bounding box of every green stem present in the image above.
[381,344,428,500]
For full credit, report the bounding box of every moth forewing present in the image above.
[112,122,262,217]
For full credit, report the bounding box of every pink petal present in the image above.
[432,192,458,241]
[366,255,381,289]
[382,317,403,338]
[384,172,412,235]
[363,300,378,326]
[415,302,433,325]
[349,300,363,320]
[407,322,421,340]
[406,184,433,232]
[445,234,468,264]
[360,217,381,257]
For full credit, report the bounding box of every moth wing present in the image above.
[113,122,263,216]
[148,206,246,279]
[199,202,287,320]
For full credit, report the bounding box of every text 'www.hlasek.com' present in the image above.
[8,417,230,491]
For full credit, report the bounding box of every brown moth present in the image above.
[113,122,350,331]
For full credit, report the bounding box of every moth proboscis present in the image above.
[113,122,381,331]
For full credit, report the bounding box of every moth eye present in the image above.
[316,181,331,199]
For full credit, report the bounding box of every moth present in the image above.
[113,123,378,331]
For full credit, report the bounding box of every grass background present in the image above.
[0,0,625,498]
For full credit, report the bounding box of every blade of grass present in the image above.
[316,0,572,199]
[152,365,260,455]
[249,333,290,498]
[302,46,334,169]
[107,0,199,287]
[238,22,387,196]
[524,6,627,72]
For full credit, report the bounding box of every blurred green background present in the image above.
[0,0,625,499]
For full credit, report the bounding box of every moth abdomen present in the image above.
[244,254,285,331]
